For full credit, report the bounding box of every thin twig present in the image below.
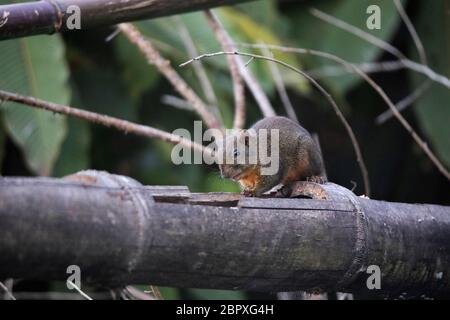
[307,60,406,78]
[118,23,222,130]
[310,8,406,60]
[236,56,276,117]
[175,17,222,121]
[240,61,276,117]
[261,47,298,123]
[0,281,16,300]
[205,10,246,129]
[376,80,431,125]
[244,57,254,67]
[0,89,210,156]
[105,27,121,42]
[161,94,195,111]
[236,44,450,181]
[66,280,93,300]
[305,2,433,126]
[181,51,372,196]
[150,285,163,300]
[310,8,450,90]
[199,13,274,118]
[401,60,450,89]
[394,0,427,66]
[375,0,430,124]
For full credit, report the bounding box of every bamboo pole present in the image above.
[0,171,449,298]
[0,0,256,40]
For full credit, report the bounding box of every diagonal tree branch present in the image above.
[261,47,298,123]
[0,89,210,156]
[175,16,222,121]
[310,8,450,90]
[205,10,246,129]
[118,23,223,130]
[375,0,430,124]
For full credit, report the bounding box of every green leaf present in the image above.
[0,35,70,175]
[408,0,450,167]
[53,117,91,177]
[204,173,240,193]
[218,7,309,93]
[187,289,247,300]
[52,86,91,177]
[73,66,138,121]
[138,8,308,97]
[158,287,181,300]
[114,36,160,99]
[284,0,403,93]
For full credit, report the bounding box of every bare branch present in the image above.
[261,47,298,123]
[199,12,275,118]
[307,60,406,78]
[238,55,276,117]
[376,80,431,125]
[147,286,163,300]
[310,8,450,90]
[66,280,93,300]
[175,17,222,121]
[394,0,427,66]
[0,280,16,300]
[307,62,431,122]
[161,95,195,111]
[181,51,371,196]
[0,89,210,157]
[118,23,222,130]
[310,8,407,60]
[401,60,450,89]
[375,0,430,124]
[205,10,246,129]
[236,44,450,181]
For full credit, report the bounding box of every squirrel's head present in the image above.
[215,129,257,181]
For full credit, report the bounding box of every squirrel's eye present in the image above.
[233,149,239,157]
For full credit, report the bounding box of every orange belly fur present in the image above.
[238,167,261,190]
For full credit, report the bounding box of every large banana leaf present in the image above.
[0,34,70,175]
[409,0,450,168]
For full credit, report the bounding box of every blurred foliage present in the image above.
[408,0,450,167]
[0,33,69,175]
[282,0,403,92]
[1,0,449,299]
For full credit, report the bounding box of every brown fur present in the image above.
[283,157,311,185]
[220,116,326,197]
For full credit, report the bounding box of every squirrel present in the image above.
[217,116,326,197]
